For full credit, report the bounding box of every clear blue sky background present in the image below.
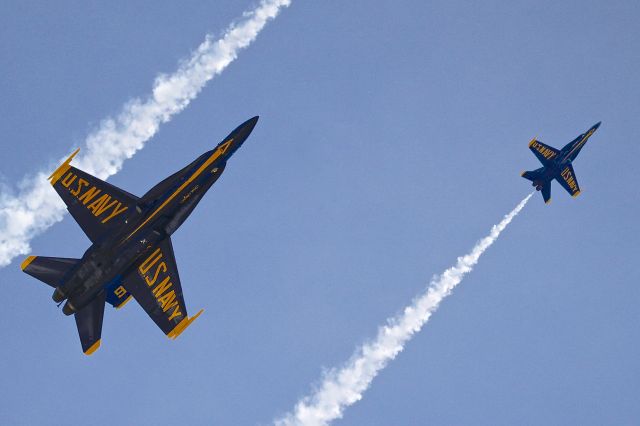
[1,1,639,424]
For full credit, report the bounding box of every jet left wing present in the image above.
[49,149,139,243]
[557,164,581,197]
[529,139,560,165]
[121,237,203,339]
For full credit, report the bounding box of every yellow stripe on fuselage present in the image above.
[564,130,594,161]
[122,140,232,243]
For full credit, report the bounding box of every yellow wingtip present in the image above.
[20,256,36,271]
[48,148,80,185]
[115,295,133,310]
[84,339,101,355]
[528,137,537,147]
[572,191,581,198]
[520,171,526,177]
[167,309,204,340]
[545,198,552,205]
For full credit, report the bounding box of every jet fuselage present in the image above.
[529,122,599,189]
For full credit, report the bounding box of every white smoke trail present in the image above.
[275,193,533,426]
[0,0,290,268]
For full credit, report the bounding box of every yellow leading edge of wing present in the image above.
[528,137,536,147]
[168,309,204,340]
[116,295,133,309]
[84,339,101,355]
[20,255,37,271]
[49,148,80,185]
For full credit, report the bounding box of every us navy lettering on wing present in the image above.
[137,247,184,322]
[561,167,578,191]
[531,141,557,160]
[60,172,129,223]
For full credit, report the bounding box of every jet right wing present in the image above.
[556,164,581,197]
[121,237,203,339]
[529,139,560,165]
[49,149,139,243]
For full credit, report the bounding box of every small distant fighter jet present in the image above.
[521,122,601,204]
[21,116,259,354]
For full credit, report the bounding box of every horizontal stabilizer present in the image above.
[521,167,544,182]
[21,256,79,287]
[75,291,106,355]
[542,182,552,205]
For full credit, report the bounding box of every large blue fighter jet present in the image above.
[521,122,601,204]
[21,117,259,354]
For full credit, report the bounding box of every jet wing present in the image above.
[121,237,203,339]
[556,164,581,197]
[529,139,560,165]
[49,149,139,243]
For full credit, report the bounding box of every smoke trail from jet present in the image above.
[275,193,533,426]
[0,0,290,268]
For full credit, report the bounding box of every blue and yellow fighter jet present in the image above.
[521,122,601,204]
[20,116,259,354]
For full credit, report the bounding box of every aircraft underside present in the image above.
[20,116,259,355]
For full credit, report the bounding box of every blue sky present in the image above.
[1,1,639,424]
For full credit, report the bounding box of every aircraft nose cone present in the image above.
[234,116,259,140]
[247,115,259,127]
[594,121,602,129]
[215,116,260,158]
